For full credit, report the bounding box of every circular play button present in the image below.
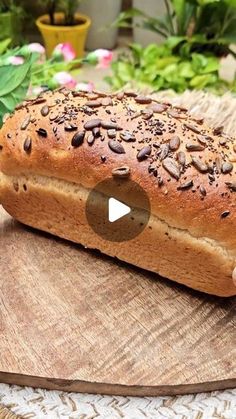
[86,178,150,242]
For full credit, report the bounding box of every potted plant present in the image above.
[36,0,91,58]
[78,0,122,50]
[110,0,236,93]
[116,0,236,58]
[0,0,24,45]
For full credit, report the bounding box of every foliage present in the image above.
[106,43,235,94]
[0,38,11,54]
[0,0,24,17]
[0,57,31,125]
[0,41,111,126]
[38,0,83,25]
[110,0,236,93]
[113,0,236,58]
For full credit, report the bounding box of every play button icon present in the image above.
[86,178,150,242]
[108,198,131,223]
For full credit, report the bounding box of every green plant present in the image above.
[39,0,83,25]
[110,0,236,94]
[0,1,26,46]
[0,57,31,125]
[106,42,235,93]
[114,0,236,58]
[0,43,110,125]
[0,0,24,16]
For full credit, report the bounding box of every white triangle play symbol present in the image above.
[108,197,131,223]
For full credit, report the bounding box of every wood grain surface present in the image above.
[0,206,235,396]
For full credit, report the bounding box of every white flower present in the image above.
[27,43,45,55]
[75,82,95,92]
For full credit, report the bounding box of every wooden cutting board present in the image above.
[0,206,235,396]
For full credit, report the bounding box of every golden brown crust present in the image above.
[0,89,235,295]
[0,172,235,296]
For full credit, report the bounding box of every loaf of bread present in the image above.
[0,89,235,296]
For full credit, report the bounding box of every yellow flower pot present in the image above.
[36,12,91,58]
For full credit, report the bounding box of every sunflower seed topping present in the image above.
[191,157,208,173]
[21,115,31,130]
[112,166,130,178]
[221,162,233,174]
[162,158,180,179]
[169,135,180,151]
[137,145,151,161]
[108,140,125,154]
[23,137,32,153]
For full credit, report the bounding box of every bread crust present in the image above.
[0,89,235,296]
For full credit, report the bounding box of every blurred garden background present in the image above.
[1,0,236,126]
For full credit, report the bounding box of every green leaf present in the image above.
[197,0,221,5]
[129,43,143,62]
[171,0,186,33]
[200,56,219,73]
[156,56,180,70]
[0,38,11,54]
[191,53,208,71]
[165,36,187,49]
[189,73,217,88]
[111,8,145,28]
[178,61,196,78]
[0,58,31,97]
[225,0,236,6]
[161,63,179,79]
[0,58,31,126]
[115,61,134,83]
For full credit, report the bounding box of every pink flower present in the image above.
[75,82,95,93]
[6,56,24,65]
[27,43,45,55]
[86,49,113,69]
[95,49,113,69]
[53,43,76,62]
[53,71,76,89]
